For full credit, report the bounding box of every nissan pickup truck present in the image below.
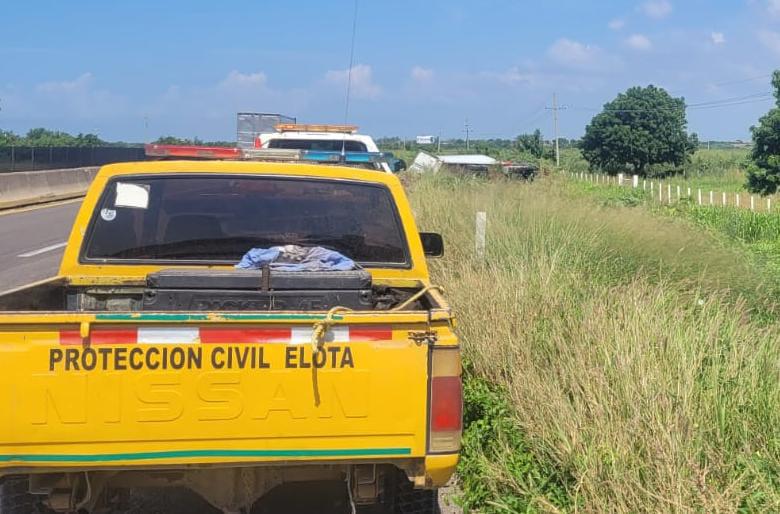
[0,159,460,513]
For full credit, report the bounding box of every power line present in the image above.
[687,91,772,108]
[567,93,772,113]
[711,73,773,87]
[340,0,359,155]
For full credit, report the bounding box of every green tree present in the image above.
[581,85,698,176]
[746,71,780,195]
[73,133,104,146]
[515,129,543,158]
[0,130,20,146]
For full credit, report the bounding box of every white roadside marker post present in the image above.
[476,211,487,260]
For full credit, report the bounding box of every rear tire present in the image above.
[356,470,440,514]
[392,481,440,514]
[0,477,53,514]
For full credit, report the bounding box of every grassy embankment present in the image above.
[406,172,780,513]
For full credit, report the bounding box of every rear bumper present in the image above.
[423,453,459,487]
[0,454,459,489]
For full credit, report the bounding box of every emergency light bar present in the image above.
[274,123,359,134]
[145,144,387,165]
[242,148,387,164]
[144,144,241,159]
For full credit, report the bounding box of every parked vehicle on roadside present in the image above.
[0,154,460,514]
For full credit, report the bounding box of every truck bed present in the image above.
[0,273,430,313]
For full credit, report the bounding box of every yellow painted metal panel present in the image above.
[0,331,430,469]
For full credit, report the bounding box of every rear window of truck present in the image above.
[82,175,409,267]
[267,139,368,152]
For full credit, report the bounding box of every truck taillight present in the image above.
[428,347,462,453]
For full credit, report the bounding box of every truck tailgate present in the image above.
[0,314,432,470]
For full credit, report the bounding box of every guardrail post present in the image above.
[618,173,624,186]
[736,193,740,207]
[768,197,772,212]
[709,191,714,205]
[722,192,726,206]
[632,175,639,188]
[750,195,755,211]
[697,189,702,205]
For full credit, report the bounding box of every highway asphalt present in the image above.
[0,200,81,292]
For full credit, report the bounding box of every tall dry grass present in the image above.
[407,173,780,512]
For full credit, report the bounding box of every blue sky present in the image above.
[1,0,779,142]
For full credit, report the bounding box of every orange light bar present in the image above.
[144,144,241,159]
[275,123,359,134]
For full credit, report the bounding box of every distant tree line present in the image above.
[0,128,109,147]
[152,136,235,147]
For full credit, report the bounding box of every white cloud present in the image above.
[324,64,381,99]
[218,70,268,89]
[640,0,672,19]
[410,66,434,83]
[768,0,780,17]
[26,73,128,123]
[36,72,93,93]
[547,38,619,72]
[626,33,652,51]
[759,30,780,55]
[711,32,725,45]
[608,18,626,30]
[478,67,539,87]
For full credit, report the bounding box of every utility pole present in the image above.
[552,93,560,167]
[464,118,470,150]
[437,130,441,153]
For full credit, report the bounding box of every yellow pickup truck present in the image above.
[0,159,461,514]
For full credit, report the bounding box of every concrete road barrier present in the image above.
[0,167,99,210]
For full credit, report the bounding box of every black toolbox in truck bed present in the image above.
[143,269,373,311]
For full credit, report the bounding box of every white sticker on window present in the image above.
[100,208,117,221]
[115,182,150,209]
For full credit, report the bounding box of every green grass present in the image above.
[557,148,751,192]
[406,172,780,512]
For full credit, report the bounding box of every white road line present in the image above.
[18,242,68,258]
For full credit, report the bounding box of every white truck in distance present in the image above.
[256,124,396,173]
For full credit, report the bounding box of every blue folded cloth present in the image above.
[235,245,357,271]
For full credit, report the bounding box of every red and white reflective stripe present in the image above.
[138,327,199,345]
[58,326,392,345]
